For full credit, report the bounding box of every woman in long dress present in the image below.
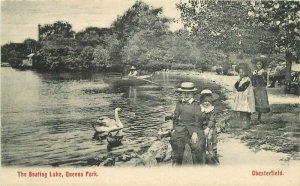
[233,63,256,129]
[252,60,271,122]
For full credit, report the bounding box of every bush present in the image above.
[105,65,123,73]
[171,63,195,70]
[195,61,213,71]
[144,61,171,72]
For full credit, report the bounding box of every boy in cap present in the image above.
[198,89,219,163]
[170,82,206,165]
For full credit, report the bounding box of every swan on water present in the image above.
[92,108,124,134]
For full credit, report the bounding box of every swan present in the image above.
[92,108,124,135]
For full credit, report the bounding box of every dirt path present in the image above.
[218,133,290,166]
[182,71,300,106]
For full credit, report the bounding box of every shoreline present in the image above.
[138,70,300,166]
[108,70,299,167]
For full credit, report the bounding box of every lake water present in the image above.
[2,68,222,167]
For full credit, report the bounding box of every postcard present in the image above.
[1,0,299,185]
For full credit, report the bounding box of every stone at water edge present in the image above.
[100,158,115,166]
[117,158,145,167]
[121,154,131,161]
[155,147,167,162]
[141,140,170,166]
[163,143,172,162]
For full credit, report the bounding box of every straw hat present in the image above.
[199,89,219,101]
[130,66,136,70]
[177,82,198,92]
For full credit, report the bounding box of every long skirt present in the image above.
[253,87,270,113]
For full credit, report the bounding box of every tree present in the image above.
[79,46,94,69]
[165,31,193,64]
[177,0,251,64]
[23,38,40,54]
[38,33,78,71]
[75,27,111,47]
[111,1,171,62]
[92,45,110,69]
[1,43,26,67]
[247,1,300,83]
[116,1,172,68]
[7,50,23,67]
[101,34,121,64]
[39,21,75,41]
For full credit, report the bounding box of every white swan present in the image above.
[92,108,124,134]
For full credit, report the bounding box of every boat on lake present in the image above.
[103,73,154,86]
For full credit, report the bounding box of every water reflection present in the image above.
[1,68,200,166]
[128,86,137,105]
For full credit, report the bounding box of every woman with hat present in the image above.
[170,82,206,165]
[128,66,138,77]
[251,57,271,122]
[198,89,220,163]
[233,63,256,129]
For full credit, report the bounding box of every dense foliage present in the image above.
[246,1,300,82]
[1,0,298,77]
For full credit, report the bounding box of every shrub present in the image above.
[144,61,172,72]
[171,63,195,70]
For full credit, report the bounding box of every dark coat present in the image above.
[173,101,204,135]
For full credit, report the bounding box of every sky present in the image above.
[1,0,184,45]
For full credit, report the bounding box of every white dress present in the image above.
[233,76,256,113]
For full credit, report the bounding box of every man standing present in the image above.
[170,82,206,165]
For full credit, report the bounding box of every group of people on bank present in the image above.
[170,82,219,165]
[233,59,270,129]
[170,57,270,165]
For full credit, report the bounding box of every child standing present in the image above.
[233,63,256,129]
[252,58,271,122]
[199,89,219,163]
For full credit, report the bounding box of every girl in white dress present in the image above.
[233,63,255,129]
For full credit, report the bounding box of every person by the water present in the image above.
[251,57,271,122]
[233,63,256,129]
[198,89,219,163]
[170,82,206,165]
[128,66,138,77]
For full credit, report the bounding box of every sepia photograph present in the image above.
[1,0,300,185]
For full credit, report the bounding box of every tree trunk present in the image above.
[285,51,293,84]
[223,53,230,75]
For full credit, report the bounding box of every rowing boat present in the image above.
[104,74,154,86]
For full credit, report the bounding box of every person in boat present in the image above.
[128,66,138,77]
[170,82,206,165]
[198,89,219,163]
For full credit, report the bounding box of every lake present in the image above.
[3,68,218,167]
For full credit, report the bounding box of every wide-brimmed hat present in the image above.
[199,89,219,101]
[177,82,198,92]
[129,66,136,70]
[235,63,252,76]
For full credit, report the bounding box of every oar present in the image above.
[130,77,161,86]
[134,76,161,86]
